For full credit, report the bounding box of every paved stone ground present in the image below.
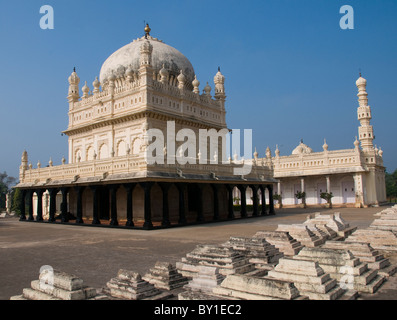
[1,205,396,300]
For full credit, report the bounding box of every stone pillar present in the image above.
[176,183,187,224]
[19,189,27,221]
[75,186,85,224]
[124,183,136,226]
[259,185,267,216]
[60,188,69,223]
[140,182,154,229]
[27,190,34,221]
[225,184,235,219]
[211,184,219,220]
[300,177,304,190]
[300,177,306,206]
[326,176,331,193]
[196,184,204,222]
[277,181,281,196]
[353,173,364,208]
[48,188,58,222]
[159,183,171,227]
[268,185,275,215]
[250,185,259,216]
[90,186,100,225]
[237,185,247,217]
[109,185,119,226]
[5,192,11,214]
[36,189,44,221]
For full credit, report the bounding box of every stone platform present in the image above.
[346,229,397,253]
[276,224,325,247]
[303,212,357,239]
[293,247,385,294]
[183,265,224,293]
[253,231,304,256]
[176,245,255,278]
[10,270,103,300]
[102,269,173,300]
[221,236,283,270]
[212,274,308,300]
[266,257,356,300]
[322,240,397,277]
[143,261,188,290]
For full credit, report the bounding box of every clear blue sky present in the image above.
[0,0,396,182]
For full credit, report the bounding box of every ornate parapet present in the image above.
[17,154,275,189]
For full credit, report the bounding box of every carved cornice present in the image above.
[63,109,228,136]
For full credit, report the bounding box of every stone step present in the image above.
[293,277,337,294]
[377,264,397,278]
[243,269,269,278]
[22,288,61,300]
[105,286,172,300]
[31,280,97,300]
[178,291,233,300]
[268,258,326,278]
[294,247,361,268]
[212,274,301,300]
[293,283,345,300]
[338,289,359,300]
[352,274,386,294]
[365,258,391,270]
[39,270,84,292]
[266,269,331,286]
[253,231,305,256]
[143,261,188,290]
[9,295,27,300]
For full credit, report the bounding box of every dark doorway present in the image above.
[98,186,110,220]
[187,184,199,212]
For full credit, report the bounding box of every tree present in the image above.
[320,192,334,208]
[386,169,397,202]
[0,172,16,210]
[295,191,306,207]
[11,188,23,215]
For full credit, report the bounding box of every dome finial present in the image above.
[144,23,151,38]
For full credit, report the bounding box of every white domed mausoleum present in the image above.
[16,25,277,229]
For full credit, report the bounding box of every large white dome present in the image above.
[99,35,195,84]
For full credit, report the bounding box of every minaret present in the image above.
[139,24,153,86]
[19,150,28,182]
[214,67,226,108]
[67,68,80,104]
[356,73,374,152]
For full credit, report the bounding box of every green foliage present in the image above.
[294,191,306,200]
[386,169,397,200]
[0,172,16,209]
[320,192,334,203]
[273,193,282,201]
[11,188,23,215]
